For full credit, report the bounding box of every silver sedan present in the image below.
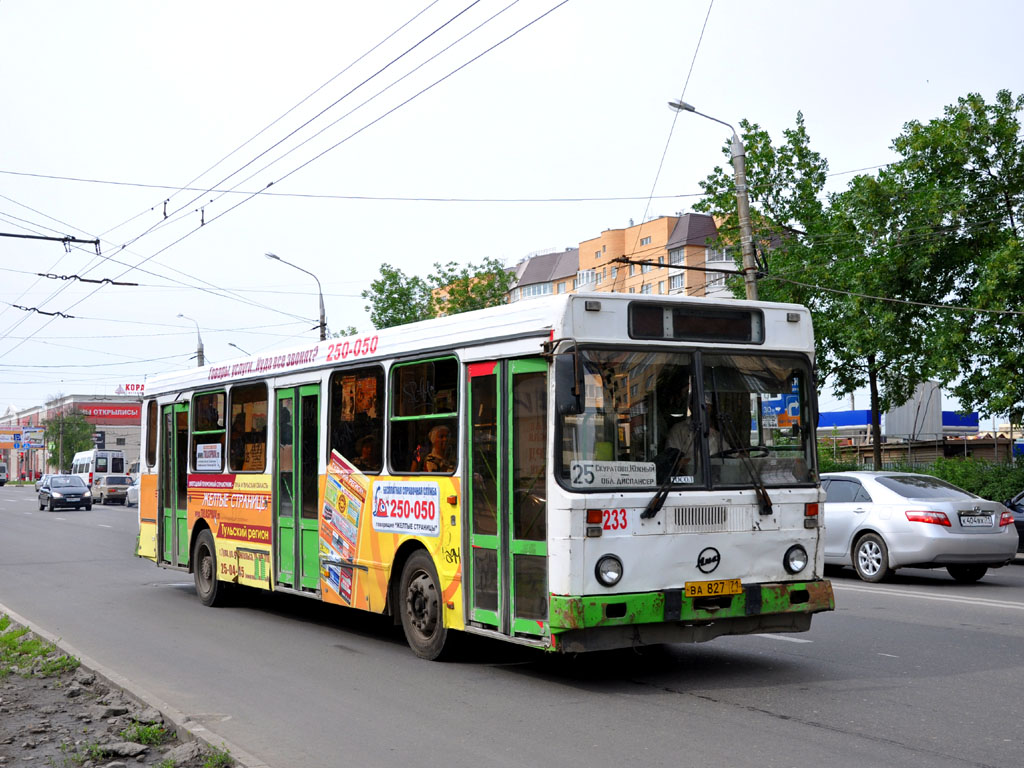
[822,471,1018,583]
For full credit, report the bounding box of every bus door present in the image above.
[467,358,549,638]
[274,385,321,592]
[159,403,190,566]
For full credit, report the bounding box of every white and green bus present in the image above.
[137,292,834,659]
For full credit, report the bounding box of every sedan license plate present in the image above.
[685,578,742,598]
[959,514,992,527]
[66,496,80,502]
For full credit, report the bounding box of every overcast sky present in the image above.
[1,0,1020,415]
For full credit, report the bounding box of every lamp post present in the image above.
[177,313,205,367]
[265,252,327,340]
[668,100,758,300]
[228,342,250,356]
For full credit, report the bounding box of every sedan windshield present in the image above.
[557,349,815,491]
[51,477,86,489]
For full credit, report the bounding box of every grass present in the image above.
[202,744,235,767]
[0,613,80,679]
[120,720,172,746]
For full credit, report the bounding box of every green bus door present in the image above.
[159,403,190,567]
[467,359,549,638]
[274,386,321,592]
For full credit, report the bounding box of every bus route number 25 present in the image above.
[603,508,628,531]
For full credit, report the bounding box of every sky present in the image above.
[1,0,1021,415]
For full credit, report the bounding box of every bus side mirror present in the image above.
[554,353,582,415]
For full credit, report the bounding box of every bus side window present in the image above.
[229,383,268,472]
[328,366,384,473]
[389,357,459,475]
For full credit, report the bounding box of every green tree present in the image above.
[362,258,511,329]
[43,409,94,473]
[886,90,1024,420]
[694,112,958,468]
[361,264,431,329]
[429,257,514,317]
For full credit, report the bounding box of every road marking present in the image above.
[755,633,813,643]
[833,582,1024,611]
[877,653,899,658]
[98,524,112,528]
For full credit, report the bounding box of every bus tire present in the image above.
[399,550,448,660]
[193,529,230,607]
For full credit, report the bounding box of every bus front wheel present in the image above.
[193,529,231,607]
[399,550,448,660]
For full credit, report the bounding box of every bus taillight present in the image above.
[804,502,819,528]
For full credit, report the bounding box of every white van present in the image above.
[71,449,127,488]
[0,461,7,486]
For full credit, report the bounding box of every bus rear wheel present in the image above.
[193,529,231,607]
[399,550,448,660]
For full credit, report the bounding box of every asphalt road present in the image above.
[1,482,1022,768]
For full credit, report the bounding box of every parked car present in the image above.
[34,473,55,493]
[94,475,132,505]
[1003,490,1024,552]
[822,471,1018,583]
[126,477,140,507]
[38,475,92,511]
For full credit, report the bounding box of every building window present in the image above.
[611,267,618,279]
[640,236,652,246]
[642,264,652,274]
[628,287,635,294]
[595,250,601,259]
[520,283,553,299]
[640,284,652,294]
[557,282,565,293]
[629,265,636,276]
[669,247,684,265]
[669,273,685,291]
[658,281,664,294]
[658,256,664,265]
[602,244,606,253]
[116,437,126,446]
[572,278,578,289]
[706,246,732,262]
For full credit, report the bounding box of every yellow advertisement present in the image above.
[188,473,273,589]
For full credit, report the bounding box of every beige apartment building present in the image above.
[510,213,736,301]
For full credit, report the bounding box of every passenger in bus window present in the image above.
[413,424,454,473]
[351,434,378,471]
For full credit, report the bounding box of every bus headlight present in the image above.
[595,555,623,587]
[783,545,808,574]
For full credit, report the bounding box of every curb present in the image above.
[0,601,268,768]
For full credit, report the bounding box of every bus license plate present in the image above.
[685,579,742,598]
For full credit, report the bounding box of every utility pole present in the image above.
[668,101,759,300]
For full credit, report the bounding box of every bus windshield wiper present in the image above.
[717,410,774,517]
[640,447,684,519]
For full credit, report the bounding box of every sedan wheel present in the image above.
[853,532,891,582]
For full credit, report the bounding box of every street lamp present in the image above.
[228,342,250,356]
[177,313,205,367]
[668,100,759,300]
[265,252,327,340]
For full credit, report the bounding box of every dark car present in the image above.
[1003,490,1024,552]
[38,475,92,511]
[94,475,131,505]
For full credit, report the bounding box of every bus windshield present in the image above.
[557,349,815,491]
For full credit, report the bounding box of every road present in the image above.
[1,482,1022,768]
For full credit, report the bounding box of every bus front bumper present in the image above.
[548,580,834,653]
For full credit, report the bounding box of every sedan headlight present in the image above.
[51,492,64,499]
[595,555,624,587]
[783,545,808,574]
[83,490,92,498]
